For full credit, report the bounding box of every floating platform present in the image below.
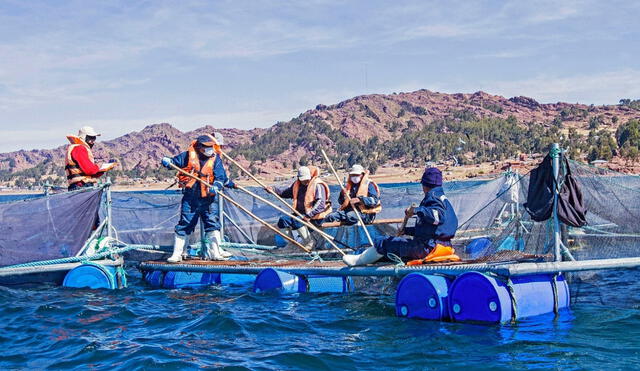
[138,256,640,278]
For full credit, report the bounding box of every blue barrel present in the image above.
[144,270,165,287]
[63,263,119,289]
[220,274,255,285]
[395,273,453,321]
[448,272,570,323]
[253,269,303,293]
[162,271,221,289]
[253,269,352,293]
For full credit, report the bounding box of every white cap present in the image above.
[214,132,224,145]
[297,166,312,181]
[349,164,365,175]
[78,126,100,137]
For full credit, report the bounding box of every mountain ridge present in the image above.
[1,89,639,187]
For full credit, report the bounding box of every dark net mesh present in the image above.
[0,188,103,266]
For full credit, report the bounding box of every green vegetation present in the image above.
[619,99,640,110]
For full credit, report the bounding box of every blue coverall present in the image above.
[170,151,235,236]
[375,186,458,260]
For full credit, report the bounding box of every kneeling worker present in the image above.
[342,167,458,266]
[161,134,236,262]
[324,164,381,225]
[273,166,332,249]
[65,126,116,191]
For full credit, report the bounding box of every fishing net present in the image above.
[0,188,102,266]
[453,159,640,264]
[108,157,640,264]
[109,177,509,259]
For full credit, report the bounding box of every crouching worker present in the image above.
[273,166,332,250]
[342,167,459,266]
[161,134,236,262]
[324,164,381,225]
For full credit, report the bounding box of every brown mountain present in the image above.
[1,89,639,185]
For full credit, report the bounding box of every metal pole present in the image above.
[223,211,256,245]
[551,143,562,262]
[218,188,225,239]
[199,218,206,258]
[106,177,113,239]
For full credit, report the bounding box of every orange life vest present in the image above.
[339,171,382,214]
[176,140,219,198]
[291,166,332,220]
[65,135,100,186]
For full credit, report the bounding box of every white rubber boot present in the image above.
[167,234,188,263]
[295,225,314,250]
[204,231,228,261]
[213,230,233,258]
[342,246,383,267]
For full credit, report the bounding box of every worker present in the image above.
[161,134,236,262]
[273,165,332,249]
[324,164,381,225]
[342,167,459,266]
[65,126,116,191]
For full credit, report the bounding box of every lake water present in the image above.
[1,268,638,370]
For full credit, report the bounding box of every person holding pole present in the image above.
[342,167,459,266]
[272,165,332,250]
[324,164,381,225]
[161,134,236,262]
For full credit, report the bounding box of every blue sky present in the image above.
[0,0,639,152]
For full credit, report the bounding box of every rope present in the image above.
[0,243,147,270]
[551,273,559,316]
[386,253,405,267]
[506,277,518,323]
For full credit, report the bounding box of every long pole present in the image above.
[220,151,301,215]
[235,185,346,255]
[169,163,311,253]
[551,143,562,262]
[320,149,375,247]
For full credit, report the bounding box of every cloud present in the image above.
[0,108,302,153]
[430,69,640,104]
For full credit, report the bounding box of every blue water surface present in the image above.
[1,269,638,370]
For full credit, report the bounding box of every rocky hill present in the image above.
[1,89,639,187]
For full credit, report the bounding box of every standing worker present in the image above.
[65,126,116,191]
[161,134,236,262]
[273,166,332,250]
[324,164,381,225]
[342,167,459,266]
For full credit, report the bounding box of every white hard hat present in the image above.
[297,166,312,181]
[214,132,224,145]
[349,164,365,175]
[78,126,101,137]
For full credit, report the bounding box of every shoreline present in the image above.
[0,163,506,195]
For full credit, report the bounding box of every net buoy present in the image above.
[63,263,121,289]
[253,268,352,293]
[162,271,221,289]
[448,272,570,323]
[395,273,453,321]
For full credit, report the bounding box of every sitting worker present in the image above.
[161,134,236,262]
[65,126,116,191]
[324,164,381,225]
[342,167,459,266]
[273,165,332,249]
